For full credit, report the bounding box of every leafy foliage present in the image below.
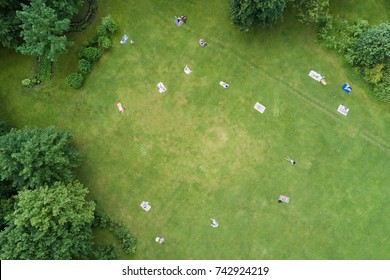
[16,0,72,62]
[0,181,95,260]
[352,23,390,68]
[78,58,92,74]
[317,16,370,57]
[230,0,286,31]
[45,0,85,19]
[94,209,137,255]
[290,0,330,24]
[21,79,32,88]
[0,120,9,136]
[67,15,117,89]
[100,15,117,34]
[0,11,20,48]
[0,195,13,231]
[36,56,52,82]
[65,72,84,89]
[318,19,390,102]
[98,35,112,50]
[87,243,118,260]
[79,46,101,62]
[0,126,81,191]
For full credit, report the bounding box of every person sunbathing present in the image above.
[179,16,187,23]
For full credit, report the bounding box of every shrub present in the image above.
[97,25,108,37]
[101,15,117,34]
[65,72,84,89]
[93,208,137,255]
[374,82,390,102]
[88,244,118,260]
[79,47,100,62]
[98,36,112,50]
[21,79,32,88]
[37,57,52,82]
[78,59,92,74]
[83,35,99,48]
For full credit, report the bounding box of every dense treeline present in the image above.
[0,122,137,259]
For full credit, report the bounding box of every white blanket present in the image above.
[309,70,323,82]
[337,104,349,116]
[157,82,167,93]
[254,102,266,113]
[184,65,191,74]
[140,201,151,211]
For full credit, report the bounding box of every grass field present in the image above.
[0,0,389,260]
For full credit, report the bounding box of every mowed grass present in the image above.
[0,0,389,259]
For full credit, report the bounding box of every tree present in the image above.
[352,23,390,68]
[0,120,9,136]
[16,0,72,61]
[1,0,85,49]
[230,0,286,31]
[289,0,330,24]
[45,0,85,19]
[0,11,20,48]
[0,126,81,192]
[0,181,95,260]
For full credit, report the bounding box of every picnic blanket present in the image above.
[337,104,349,116]
[184,65,191,74]
[279,195,290,203]
[309,70,327,85]
[342,83,352,94]
[157,82,167,93]
[140,201,151,211]
[253,102,266,114]
[120,35,128,44]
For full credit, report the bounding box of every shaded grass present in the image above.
[0,0,389,259]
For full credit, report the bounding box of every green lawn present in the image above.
[0,0,389,260]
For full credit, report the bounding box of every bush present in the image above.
[101,15,117,34]
[93,208,137,255]
[83,35,99,48]
[37,57,52,82]
[88,244,118,260]
[78,59,92,74]
[65,72,84,89]
[98,36,112,50]
[374,82,390,102]
[112,225,137,254]
[79,47,100,62]
[21,79,32,88]
[97,25,108,37]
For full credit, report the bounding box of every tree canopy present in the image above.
[0,126,80,192]
[230,0,286,31]
[352,23,390,68]
[1,0,84,52]
[16,0,72,61]
[0,181,95,260]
